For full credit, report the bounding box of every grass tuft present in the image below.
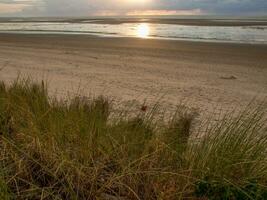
[0,79,266,199]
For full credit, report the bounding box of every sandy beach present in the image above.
[0,33,267,117]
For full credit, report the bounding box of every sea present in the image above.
[0,16,267,44]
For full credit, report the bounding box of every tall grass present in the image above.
[0,79,266,199]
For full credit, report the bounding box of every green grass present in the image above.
[0,78,266,199]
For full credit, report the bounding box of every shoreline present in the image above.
[1,32,267,47]
[1,31,267,45]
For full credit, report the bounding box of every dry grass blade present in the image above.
[0,78,266,199]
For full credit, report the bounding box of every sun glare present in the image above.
[127,0,150,4]
[137,23,150,38]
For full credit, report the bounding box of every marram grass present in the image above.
[0,79,266,200]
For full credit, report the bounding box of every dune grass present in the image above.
[0,79,267,199]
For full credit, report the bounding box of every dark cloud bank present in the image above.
[1,0,267,16]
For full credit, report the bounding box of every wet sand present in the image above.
[0,33,267,118]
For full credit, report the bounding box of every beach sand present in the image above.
[0,33,267,118]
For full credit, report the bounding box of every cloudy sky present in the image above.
[0,0,267,17]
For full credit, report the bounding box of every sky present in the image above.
[0,0,267,17]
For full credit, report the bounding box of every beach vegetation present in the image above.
[0,79,266,199]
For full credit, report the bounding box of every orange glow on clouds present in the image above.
[127,9,203,16]
[0,3,29,13]
[126,0,151,4]
[94,9,203,16]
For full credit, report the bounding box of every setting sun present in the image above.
[137,23,150,38]
[126,0,151,5]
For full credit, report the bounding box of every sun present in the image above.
[137,24,150,38]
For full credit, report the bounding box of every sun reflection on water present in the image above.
[137,23,150,38]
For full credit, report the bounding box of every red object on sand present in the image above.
[141,105,148,112]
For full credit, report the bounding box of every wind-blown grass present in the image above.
[0,79,266,199]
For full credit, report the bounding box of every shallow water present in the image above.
[0,21,267,44]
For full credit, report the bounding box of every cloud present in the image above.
[0,2,31,14]
[126,9,203,16]
[0,0,266,16]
